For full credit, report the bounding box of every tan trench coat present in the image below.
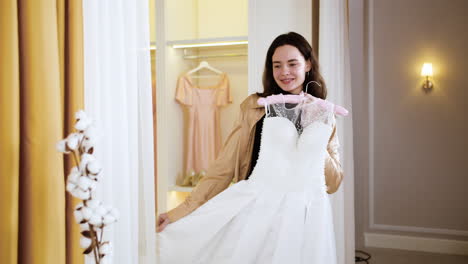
[167,94,344,222]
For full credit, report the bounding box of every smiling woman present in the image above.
[272,45,311,94]
[260,32,327,99]
[157,32,344,264]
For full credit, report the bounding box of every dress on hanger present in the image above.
[176,72,232,182]
[158,99,338,264]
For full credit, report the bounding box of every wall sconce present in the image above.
[421,63,433,92]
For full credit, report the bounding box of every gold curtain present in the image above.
[0,0,84,263]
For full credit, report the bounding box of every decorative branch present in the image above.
[57,110,118,264]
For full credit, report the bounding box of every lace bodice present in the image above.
[265,100,336,135]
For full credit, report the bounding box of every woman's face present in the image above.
[272,45,311,95]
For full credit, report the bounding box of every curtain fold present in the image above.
[83,0,156,263]
[0,0,20,263]
[0,0,84,263]
[319,0,355,263]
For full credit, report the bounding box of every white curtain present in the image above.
[82,0,156,263]
[319,0,356,264]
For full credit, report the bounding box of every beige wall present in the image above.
[351,0,468,248]
[198,0,248,38]
[165,0,247,41]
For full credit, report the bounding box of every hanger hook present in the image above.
[304,81,322,94]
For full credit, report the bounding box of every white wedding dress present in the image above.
[158,100,337,264]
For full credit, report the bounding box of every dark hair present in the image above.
[258,32,327,99]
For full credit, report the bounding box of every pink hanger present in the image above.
[257,81,349,116]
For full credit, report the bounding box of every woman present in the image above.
[157,32,343,263]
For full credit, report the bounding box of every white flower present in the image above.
[100,242,112,255]
[89,215,103,226]
[100,255,112,264]
[66,133,82,151]
[74,210,84,223]
[66,182,77,193]
[65,167,83,198]
[81,207,93,220]
[87,160,101,174]
[68,167,81,182]
[75,117,93,131]
[103,214,116,225]
[79,154,95,172]
[75,110,88,121]
[79,237,92,249]
[84,125,98,142]
[81,138,95,153]
[56,139,69,153]
[95,206,107,217]
[70,189,80,199]
[86,199,101,209]
[75,110,93,131]
[77,189,91,200]
[89,180,97,191]
[78,176,93,190]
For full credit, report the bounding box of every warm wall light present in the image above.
[421,63,434,92]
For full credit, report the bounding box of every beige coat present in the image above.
[167,94,344,222]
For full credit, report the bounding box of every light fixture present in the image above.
[172,40,248,49]
[421,63,434,92]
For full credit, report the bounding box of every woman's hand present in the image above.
[156,212,171,232]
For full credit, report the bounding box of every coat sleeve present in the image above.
[324,115,344,194]
[167,107,246,223]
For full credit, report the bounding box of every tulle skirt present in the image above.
[157,180,336,264]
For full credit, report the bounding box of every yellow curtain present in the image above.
[0,0,84,263]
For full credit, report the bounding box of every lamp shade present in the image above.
[421,63,433,77]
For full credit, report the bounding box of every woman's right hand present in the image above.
[156,212,171,232]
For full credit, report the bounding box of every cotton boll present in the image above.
[75,202,84,210]
[66,133,80,150]
[80,223,89,231]
[75,110,93,131]
[79,237,92,249]
[79,154,95,172]
[100,255,111,264]
[71,189,81,199]
[86,199,101,209]
[78,176,92,190]
[56,139,69,153]
[81,138,96,153]
[74,210,84,223]
[81,207,93,221]
[89,215,103,226]
[95,206,107,217]
[89,180,97,191]
[78,189,91,200]
[68,167,80,183]
[87,160,101,174]
[100,242,112,255]
[90,173,102,182]
[75,117,93,131]
[103,214,116,225]
[75,110,88,121]
[66,182,77,193]
[84,125,98,142]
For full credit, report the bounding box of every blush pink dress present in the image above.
[175,73,232,179]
